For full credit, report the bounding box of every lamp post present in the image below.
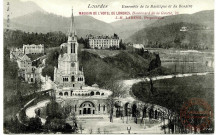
[127,126,131,134]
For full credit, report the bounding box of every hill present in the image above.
[7,11,114,37]
[110,16,156,40]
[111,10,214,41]
[43,47,164,87]
[3,0,44,19]
[149,10,214,29]
[127,22,214,50]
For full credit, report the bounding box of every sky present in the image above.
[19,0,214,23]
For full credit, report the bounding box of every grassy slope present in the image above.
[132,74,214,112]
[128,22,214,49]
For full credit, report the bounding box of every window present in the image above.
[59,92,63,96]
[90,91,94,96]
[71,62,75,67]
[96,92,100,95]
[71,43,75,53]
[71,76,75,82]
[64,92,68,96]
[103,105,105,111]
[63,77,68,82]
[99,104,100,111]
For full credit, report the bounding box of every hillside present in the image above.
[5,8,214,42]
[111,16,156,40]
[43,47,163,87]
[149,10,214,29]
[110,10,214,41]
[127,22,214,50]
[3,0,44,19]
[7,11,114,37]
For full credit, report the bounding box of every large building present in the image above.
[88,34,120,49]
[54,9,112,115]
[23,44,44,54]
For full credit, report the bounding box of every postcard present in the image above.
[3,0,214,134]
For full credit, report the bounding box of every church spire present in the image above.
[69,8,76,37]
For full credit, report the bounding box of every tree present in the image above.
[119,39,126,50]
[28,117,42,132]
[105,80,127,122]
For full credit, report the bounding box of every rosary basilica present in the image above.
[53,9,112,115]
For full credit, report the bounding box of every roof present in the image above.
[92,83,99,87]
[87,34,119,39]
[20,54,31,61]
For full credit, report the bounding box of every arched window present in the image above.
[82,93,84,96]
[103,105,106,111]
[101,93,104,96]
[71,76,75,82]
[99,104,100,111]
[71,43,75,53]
[59,92,63,96]
[78,94,80,96]
[64,92,68,96]
[96,92,100,95]
[90,91,94,96]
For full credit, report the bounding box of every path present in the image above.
[25,100,50,124]
[119,72,212,101]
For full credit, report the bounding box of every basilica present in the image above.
[54,9,112,115]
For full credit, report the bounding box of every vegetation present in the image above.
[132,74,214,133]
[4,47,39,121]
[128,22,214,50]
[4,29,67,48]
[42,44,167,87]
[44,100,77,133]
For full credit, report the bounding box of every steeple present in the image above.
[69,8,76,37]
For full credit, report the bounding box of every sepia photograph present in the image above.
[2,0,214,134]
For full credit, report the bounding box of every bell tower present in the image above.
[67,8,78,57]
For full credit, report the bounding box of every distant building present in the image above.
[180,26,188,32]
[133,44,145,49]
[23,44,44,54]
[17,54,32,69]
[10,48,24,61]
[24,66,40,83]
[87,34,120,49]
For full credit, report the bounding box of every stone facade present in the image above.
[17,54,32,69]
[11,50,40,84]
[24,66,40,83]
[10,48,24,61]
[88,34,120,49]
[23,44,44,54]
[54,9,112,116]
